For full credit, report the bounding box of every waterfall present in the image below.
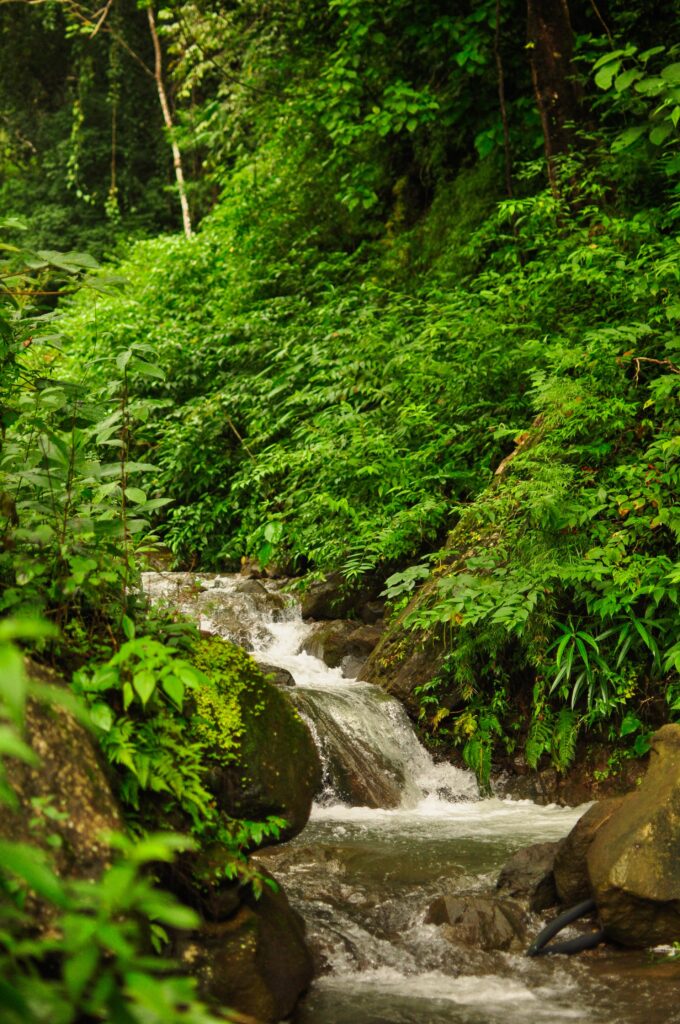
[141,570,478,810]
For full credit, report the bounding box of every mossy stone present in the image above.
[192,637,321,842]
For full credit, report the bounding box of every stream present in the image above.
[143,572,680,1024]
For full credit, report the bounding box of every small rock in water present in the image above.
[496,840,560,912]
[425,894,528,952]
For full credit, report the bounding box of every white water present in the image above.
[142,572,678,1024]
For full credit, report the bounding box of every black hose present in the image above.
[526,898,605,957]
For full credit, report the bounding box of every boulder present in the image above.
[0,663,123,882]
[554,798,623,906]
[361,624,451,713]
[256,662,296,687]
[231,579,287,615]
[300,574,354,620]
[496,841,560,912]
[425,895,528,952]
[301,620,383,677]
[176,878,313,1023]
[192,638,321,842]
[587,725,680,947]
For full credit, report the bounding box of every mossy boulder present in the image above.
[0,661,123,883]
[192,638,321,842]
[176,878,313,1023]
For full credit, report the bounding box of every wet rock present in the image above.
[300,574,353,620]
[232,578,287,614]
[256,662,296,687]
[361,626,452,714]
[496,841,560,912]
[292,688,404,808]
[0,662,123,883]
[588,725,680,947]
[176,879,313,1023]
[554,798,623,906]
[425,895,528,952]
[493,754,645,807]
[193,638,321,842]
[301,620,383,677]
[359,599,386,625]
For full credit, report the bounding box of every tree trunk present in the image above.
[526,0,582,195]
[146,4,192,239]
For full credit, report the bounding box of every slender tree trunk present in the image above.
[146,3,192,239]
[494,0,514,198]
[526,0,582,196]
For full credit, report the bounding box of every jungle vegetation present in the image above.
[0,0,679,1017]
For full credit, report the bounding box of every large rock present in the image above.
[425,895,528,952]
[587,725,680,946]
[301,620,383,677]
[176,879,313,1023]
[192,638,321,842]
[496,841,559,912]
[256,662,296,687]
[299,573,382,622]
[300,574,354,620]
[0,662,123,882]
[554,798,623,906]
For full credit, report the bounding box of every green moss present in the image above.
[192,637,270,765]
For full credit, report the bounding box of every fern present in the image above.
[552,708,579,772]
[525,711,553,770]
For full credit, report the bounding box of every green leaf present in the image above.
[123,682,134,711]
[116,349,132,371]
[64,944,99,1000]
[89,703,114,732]
[595,63,620,90]
[661,63,680,84]
[161,675,184,709]
[620,713,641,737]
[611,125,647,152]
[0,841,68,906]
[124,487,147,505]
[0,645,27,721]
[122,615,135,641]
[132,669,156,707]
[649,123,673,145]
[0,725,39,766]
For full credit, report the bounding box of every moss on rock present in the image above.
[191,637,321,842]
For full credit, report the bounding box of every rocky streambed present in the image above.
[142,572,680,1023]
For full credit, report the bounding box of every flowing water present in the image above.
[143,572,680,1024]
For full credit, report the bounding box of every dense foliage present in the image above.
[1,0,679,1010]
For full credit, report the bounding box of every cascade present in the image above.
[143,572,675,1024]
